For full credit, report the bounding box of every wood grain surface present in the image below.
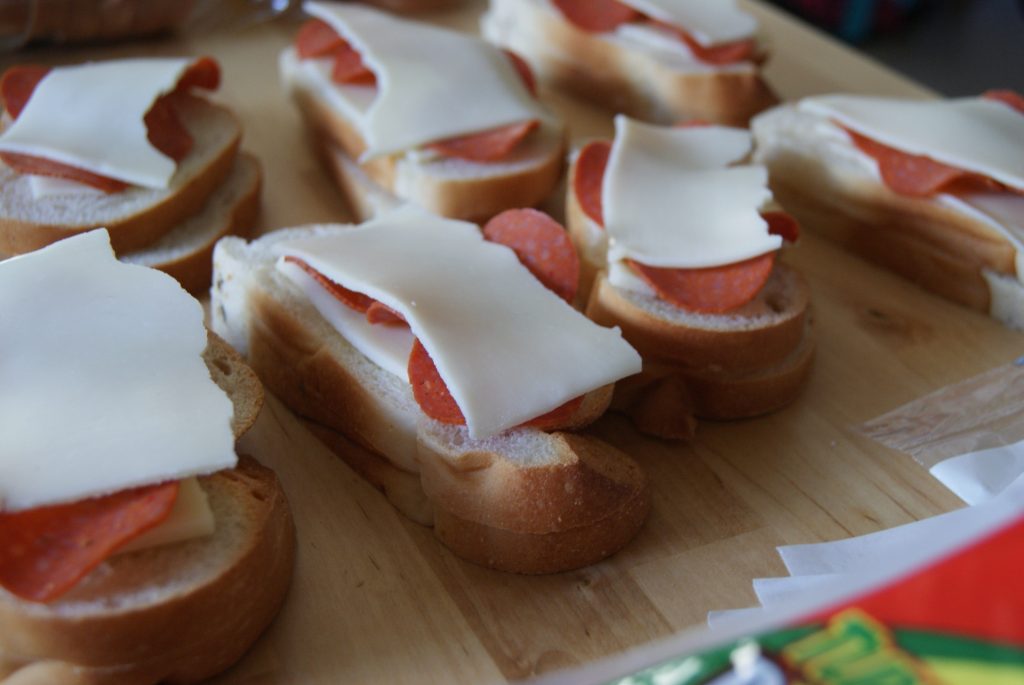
[5,2,1019,683]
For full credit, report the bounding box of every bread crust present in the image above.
[287,65,567,223]
[483,0,777,126]
[0,96,242,256]
[0,456,294,685]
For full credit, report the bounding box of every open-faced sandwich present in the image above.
[211,205,650,574]
[752,92,1024,328]
[279,1,566,222]
[0,56,260,293]
[567,116,812,439]
[0,230,293,685]
[482,0,777,126]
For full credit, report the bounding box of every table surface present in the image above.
[8,2,1021,683]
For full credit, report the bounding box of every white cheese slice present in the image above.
[278,257,414,379]
[27,175,106,199]
[277,205,641,439]
[938,191,1024,280]
[602,115,781,268]
[303,1,550,160]
[117,477,215,555]
[0,58,194,189]
[800,95,1024,192]
[620,0,757,46]
[0,230,236,512]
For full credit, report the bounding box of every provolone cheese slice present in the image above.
[0,230,236,512]
[117,477,214,554]
[602,115,780,268]
[0,58,194,189]
[278,258,415,379]
[621,0,757,45]
[303,1,549,160]
[277,206,641,439]
[27,175,106,200]
[800,95,1024,191]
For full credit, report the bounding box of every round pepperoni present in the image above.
[428,120,539,162]
[296,18,343,59]
[574,140,612,227]
[552,0,640,33]
[763,210,800,243]
[331,42,376,86]
[365,301,406,325]
[0,482,179,603]
[408,339,465,425]
[0,64,49,118]
[984,90,1024,116]
[628,252,776,313]
[483,208,580,303]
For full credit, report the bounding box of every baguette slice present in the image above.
[280,48,567,223]
[211,227,650,573]
[752,103,1024,327]
[0,94,241,256]
[0,337,294,685]
[121,153,262,294]
[481,0,778,126]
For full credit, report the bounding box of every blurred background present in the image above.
[769,0,1024,94]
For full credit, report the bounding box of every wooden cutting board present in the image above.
[7,2,1018,682]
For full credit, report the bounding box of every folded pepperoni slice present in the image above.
[284,256,375,313]
[628,252,776,313]
[574,140,613,226]
[984,89,1024,115]
[483,208,580,303]
[409,339,584,429]
[0,482,179,603]
[0,58,218,192]
[647,19,758,65]
[552,0,640,32]
[428,120,539,163]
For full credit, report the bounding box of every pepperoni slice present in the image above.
[483,208,580,303]
[0,151,129,192]
[763,210,800,243]
[295,18,375,86]
[628,252,776,313]
[552,0,640,32]
[646,19,757,65]
[408,338,583,429]
[984,89,1024,115]
[574,140,612,226]
[428,120,539,163]
[296,18,343,59]
[503,49,538,98]
[284,256,375,313]
[0,64,49,118]
[365,301,406,325]
[0,59,218,192]
[844,127,992,197]
[0,482,179,603]
[409,339,466,425]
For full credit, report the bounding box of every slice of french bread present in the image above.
[0,338,292,685]
[211,227,650,573]
[752,103,1024,326]
[121,153,262,295]
[280,48,567,223]
[0,94,241,256]
[481,0,777,126]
